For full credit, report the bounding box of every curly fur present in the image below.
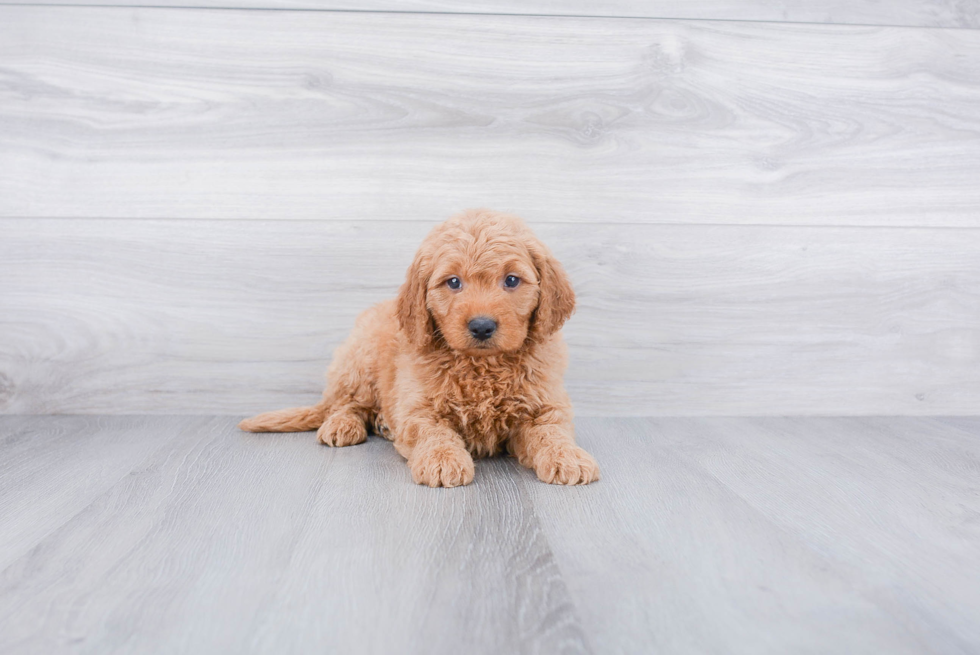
[239,209,599,487]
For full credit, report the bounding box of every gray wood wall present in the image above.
[2,2,979,416]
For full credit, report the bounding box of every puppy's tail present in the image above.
[238,400,330,433]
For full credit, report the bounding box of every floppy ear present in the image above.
[529,241,576,339]
[396,250,434,348]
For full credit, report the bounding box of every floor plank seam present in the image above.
[509,459,597,654]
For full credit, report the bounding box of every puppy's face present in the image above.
[426,242,540,355]
[396,210,575,355]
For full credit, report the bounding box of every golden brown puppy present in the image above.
[239,209,599,487]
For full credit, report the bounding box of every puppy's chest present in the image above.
[436,366,534,453]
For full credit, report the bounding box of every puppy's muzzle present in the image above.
[468,316,497,341]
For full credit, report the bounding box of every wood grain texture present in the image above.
[2,7,980,226]
[932,415,980,436]
[2,218,978,416]
[0,415,192,571]
[2,415,979,653]
[523,416,980,654]
[2,1,978,29]
[0,416,589,654]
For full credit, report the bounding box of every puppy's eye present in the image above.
[446,277,462,290]
[504,275,521,288]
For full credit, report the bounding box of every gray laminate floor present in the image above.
[1,416,979,654]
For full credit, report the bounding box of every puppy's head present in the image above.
[396,209,575,355]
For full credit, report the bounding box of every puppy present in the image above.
[239,209,599,487]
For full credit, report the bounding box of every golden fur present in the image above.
[239,209,599,487]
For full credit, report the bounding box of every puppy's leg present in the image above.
[311,369,372,447]
[317,403,369,447]
[509,410,599,485]
[396,419,475,488]
[314,314,381,447]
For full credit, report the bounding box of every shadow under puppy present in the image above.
[240,209,599,487]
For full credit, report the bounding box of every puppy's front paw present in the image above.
[318,412,367,447]
[534,445,600,485]
[411,445,475,488]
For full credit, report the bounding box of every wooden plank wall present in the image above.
[1,4,979,416]
[1,1,978,28]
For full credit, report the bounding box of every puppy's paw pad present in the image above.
[318,413,367,447]
[535,445,600,485]
[411,447,475,488]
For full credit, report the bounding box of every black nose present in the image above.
[468,317,497,341]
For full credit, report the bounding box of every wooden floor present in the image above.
[2,415,978,653]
